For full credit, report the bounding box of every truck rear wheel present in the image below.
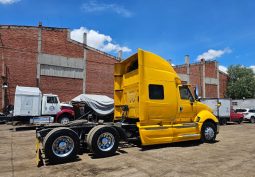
[87,125,119,157]
[43,127,79,163]
[201,122,216,143]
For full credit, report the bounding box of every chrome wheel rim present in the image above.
[61,117,70,124]
[52,136,74,157]
[97,132,115,152]
[204,127,215,140]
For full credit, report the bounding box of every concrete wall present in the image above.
[0,25,118,110]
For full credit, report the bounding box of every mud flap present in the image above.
[35,138,44,167]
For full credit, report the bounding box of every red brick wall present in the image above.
[174,61,228,98]
[86,49,117,98]
[205,84,218,98]
[0,27,38,109]
[189,64,203,96]
[174,65,187,74]
[40,76,83,102]
[219,72,228,98]
[41,29,83,58]
[39,28,85,102]
[205,62,217,78]
[0,25,118,110]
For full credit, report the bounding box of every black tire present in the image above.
[58,116,71,124]
[250,117,255,124]
[220,118,227,125]
[238,119,242,124]
[201,121,216,143]
[87,125,119,157]
[43,127,80,164]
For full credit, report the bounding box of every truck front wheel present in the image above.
[220,118,227,125]
[201,121,216,143]
[87,125,119,157]
[250,117,255,123]
[43,127,80,164]
[59,116,71,124]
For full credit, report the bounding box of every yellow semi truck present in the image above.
[36,49,219,164]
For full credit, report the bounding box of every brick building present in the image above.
[0,24,119,110]
[173,56,229,98]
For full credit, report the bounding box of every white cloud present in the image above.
[249,66,255,73]
[197,48,232,61]
[70,27,131,53]
[0,0,19,4]
[219,65,228,74]
[82,1,133,17]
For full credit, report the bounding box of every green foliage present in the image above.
[226,65,255,99]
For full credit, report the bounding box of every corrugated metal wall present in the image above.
[39,53,84,79]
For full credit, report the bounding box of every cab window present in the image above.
[47,96,58,104]
[179,86,194,101]
[149,84,164,100]
[127,59,138,73]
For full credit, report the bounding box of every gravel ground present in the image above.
[0,123,255,177]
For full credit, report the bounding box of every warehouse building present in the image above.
[174,56,228,98]
[0,23,119,110]
[0,23,229,111]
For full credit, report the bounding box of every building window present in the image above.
[149,84,164,100]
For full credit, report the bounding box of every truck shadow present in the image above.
[44,156,82,166]
[87,140,220,159]
[46,140,220,164]
[85,142,137,159]
[140,140,220,151]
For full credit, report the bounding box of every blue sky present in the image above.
[0,0,255,72]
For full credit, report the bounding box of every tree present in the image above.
[226,65,255,99]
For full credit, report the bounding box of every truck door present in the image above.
[177,85,197,123]
[42,95,60,115]
[172,85,199,140]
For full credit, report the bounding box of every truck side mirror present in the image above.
[194,87,201,101]
[189,96,195,103]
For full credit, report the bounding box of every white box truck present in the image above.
[201,98,232,125]
[13,86,61,123]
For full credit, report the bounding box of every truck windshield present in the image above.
[127,59,138,73]
[236,109,247,112]
[47,97,58,104]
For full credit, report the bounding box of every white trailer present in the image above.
[201,98,232,125]
[232,99,255,110]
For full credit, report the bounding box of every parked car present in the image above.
[230,110,244,124]
[235,108,255,123]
